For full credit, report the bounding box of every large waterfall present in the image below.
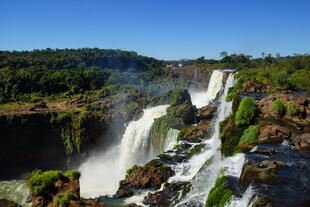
[79,105,169,198]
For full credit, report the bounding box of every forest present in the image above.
[0,48,309,104]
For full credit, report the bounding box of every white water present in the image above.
[0,180,31,207]
[79,105,168,198]
[163,128,179,152]
[190,70,224,108]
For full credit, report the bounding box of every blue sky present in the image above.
[0,0,309,60]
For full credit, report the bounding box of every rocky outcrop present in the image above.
[26,170,106,207]
[0,199,21,207]
[258,124,291,144]
[143,182,191,206]
[197,106,217,123]
[242,81,268,93]
[257,92,310,127]
[119,160,175,190]
[178,124,211,143]
[291,133,310,152]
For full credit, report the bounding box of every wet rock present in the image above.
[240,166,282,189]
[115,188,134,198]
[0,199,21,207]
[29,107,35,111]
[157,154,187,164]
[291,133,310,152]
[252,197,274,207]
[34,101,47,108]
[259,160,286,168]
[198,106,217,122]
[143,182,191,206]
[126,204,143,207]
[121,160,175,190]
[178,124,211,143]
[258,124,291,144]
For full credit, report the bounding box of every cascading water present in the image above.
[189,70,224,108]
[162,71,247,207]
[163,128,179,152]
[79,105,168,198]
[0,180,31,207]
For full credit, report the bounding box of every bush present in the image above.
[26,170,63,195]
[54,193,78,207]
[287,102,299,115]
[238,125,259,145]
[272,99,286,116]
[205,175,233,207]
[64,170,81,180]
[168,88,191,106]
[235,97,256,125]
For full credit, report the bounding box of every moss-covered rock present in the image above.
[240,166,282,190]
[26,169,106,207]
[178,124,211,143]
[119,160,175,190]
[205,175,233,207]
[220,115,247,156]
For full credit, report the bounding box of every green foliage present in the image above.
[287,102,299,115]
[183,144,205,156]
[26,170,63,196]
[64,170,81,181]
[235,97,256,125]
[168,88,191,106]
[205,175,233,207]
[126,165,138,177]
[54,193,78,207]
[220,115,247,156]
[272,99,286,117]
[238,125,259,145]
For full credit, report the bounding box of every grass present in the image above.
[54,193,78,207]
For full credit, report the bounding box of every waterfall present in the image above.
[0,180,31,207]
[79,105,168,198]
[167,72,237,206]
[163,128,179,152]
[190,70,224,108]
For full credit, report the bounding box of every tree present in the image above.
[261,52,265,58]
[220,51,228,58]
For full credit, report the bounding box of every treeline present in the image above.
[0,48,165,103]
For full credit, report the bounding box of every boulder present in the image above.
[257,92,310,127]
[252,197,274,207]
[242,81,268,93]
[258,124,291,144]
[178,124,211,143]
[143,182,191,206]
[291,133,310,152]
[115,188,134,198]
[198,106,217,122]
[121,160,175,189]
[240,166,282,189]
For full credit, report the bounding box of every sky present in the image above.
[0,0,309,60]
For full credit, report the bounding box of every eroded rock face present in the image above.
[143,182,191,207]
[120,160,175,190]
[0,199,21,207]
[178,124,211,143]
[291,133,310,152]
[198,106,217,123]
[242,81,268,93]
[257,92,310,127]
[258,124,291,144]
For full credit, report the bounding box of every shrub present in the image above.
[168,88,191,106]
[54,193,78,207]
[287,102,299,115]
[26,170,63,195]
[272,99,286,116]
[64,170,81,181]
[235,97,256,125]
[238,125,259,145]
[205,175,233,207]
